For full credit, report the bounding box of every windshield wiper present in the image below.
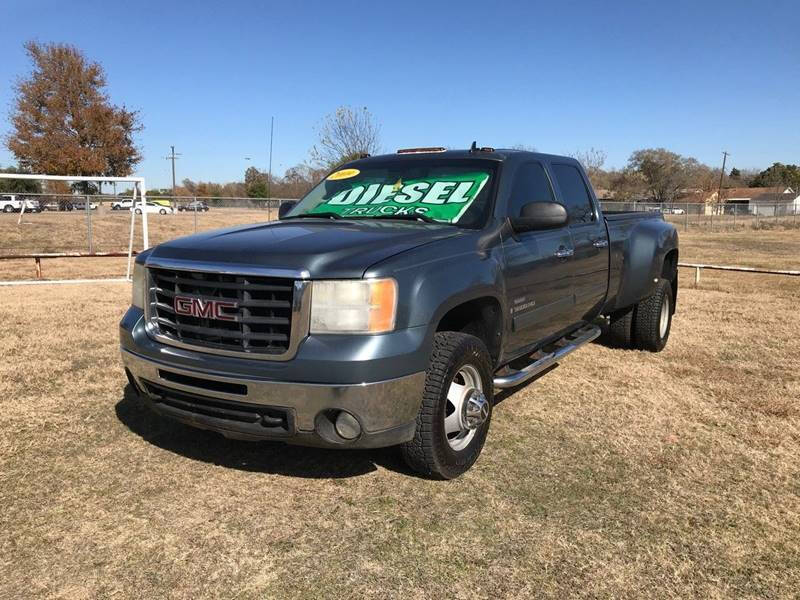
[369,213,453,225]
[283,212,343,220]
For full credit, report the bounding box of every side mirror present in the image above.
[509,201,568,233]
[278,201,297,219]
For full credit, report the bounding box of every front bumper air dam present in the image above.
[121,348,425,449]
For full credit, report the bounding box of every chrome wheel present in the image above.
[659,294,670,338]
[444,364,488,451]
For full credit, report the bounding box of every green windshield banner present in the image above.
[309,171,489,223]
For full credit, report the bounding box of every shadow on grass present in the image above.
[115,385,416,480]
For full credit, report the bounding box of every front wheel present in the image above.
[3,205,13,213]
[633,278,673,352]
[401,332,493,479]
[159,209,167,215]
[135,208,142,215]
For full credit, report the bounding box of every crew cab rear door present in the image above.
[501,161,576,352]
[549,162,610,321]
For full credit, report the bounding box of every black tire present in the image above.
[599,308,634,349]
[135,208,142,215]
[3,205,13,213]
[401,331,493,479]
[633,278,673,352]
[159,209,167,215]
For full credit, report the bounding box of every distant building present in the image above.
[687,186,798,215]
[747,191,800,216]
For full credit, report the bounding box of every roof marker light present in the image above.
[396,147,447,154]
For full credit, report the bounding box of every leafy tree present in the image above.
[729,167,741,180]
[310,106,381,169]
[244,166,270,197]
[750,163,800,190]
[5,41,142,181]
[608,169,646,200]
[627,148,697,202]
[0,165,41,194]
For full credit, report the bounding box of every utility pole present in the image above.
[267,117,274,200]
[717,151,729,212]
[164,146,182,208]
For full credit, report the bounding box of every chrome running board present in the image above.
[493,324,601,390]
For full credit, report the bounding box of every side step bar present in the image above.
[493,324,602,390]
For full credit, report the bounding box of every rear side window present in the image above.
[509,162,555,217]
[552,164,595,224]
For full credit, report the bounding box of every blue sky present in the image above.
[1,0,798,189]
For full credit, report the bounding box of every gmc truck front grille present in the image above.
[145,266,304,358]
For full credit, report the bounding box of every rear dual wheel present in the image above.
[602,278,673,352]
[632,278,673,352]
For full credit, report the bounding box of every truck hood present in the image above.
[146,219,464,278]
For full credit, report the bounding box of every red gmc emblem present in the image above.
[173,295,238,321]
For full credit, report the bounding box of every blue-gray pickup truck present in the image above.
[120,147,678,478]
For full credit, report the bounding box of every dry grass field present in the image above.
[1,223,799,597]
[1,207,799,281]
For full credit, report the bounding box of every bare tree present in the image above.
[310,106,381,168]
[572,148,607,174]
[572,148,608,190]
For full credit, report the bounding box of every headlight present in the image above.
[132,263,146,309]
[310,279,397,334]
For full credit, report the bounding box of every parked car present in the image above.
[121,147,678,479]
[71,201,98,211]
[42,199,78,211]
[0,195,41,213]
[111,199,134,210]
[131,202,174,215]
[178,200,209,212]
[667,207,685,215]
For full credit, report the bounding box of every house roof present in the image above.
[749,192,800,204]
[719,187,777,200]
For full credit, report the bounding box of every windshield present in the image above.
[285,160,497,228]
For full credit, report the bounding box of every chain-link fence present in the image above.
[0,194,297,256]
[2,193,798,281]
[0,194,297,281]
[600,201,800,231]
[4,194,799,257]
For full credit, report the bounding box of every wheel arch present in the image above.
[435,295,504,365]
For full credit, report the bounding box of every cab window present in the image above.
[552,164,595,224]
[509,162,555,217]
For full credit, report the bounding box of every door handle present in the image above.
[592,239,609,248]
[554,247,574,258]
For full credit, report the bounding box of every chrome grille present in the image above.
[146,266,300,358]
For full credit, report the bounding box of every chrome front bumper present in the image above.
[121,348,425,448]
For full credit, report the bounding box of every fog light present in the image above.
[334,411,361,440]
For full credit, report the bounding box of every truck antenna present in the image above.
[469,141,477,152]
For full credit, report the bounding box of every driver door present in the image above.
[501,161,575,354]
